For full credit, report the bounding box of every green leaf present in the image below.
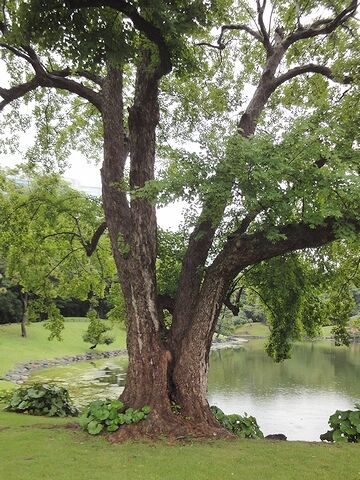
[27,389,45,399]
[87,421,104,435]
[107,423,119,432]
[141,405,151,415]
[332,430,347,443]
[349,411,360,426]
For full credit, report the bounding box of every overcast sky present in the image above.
[0,60,185,229]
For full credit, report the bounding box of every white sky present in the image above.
[0,60,184,229]
[1,149,184,230]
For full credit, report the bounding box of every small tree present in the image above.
[82,306,114,349]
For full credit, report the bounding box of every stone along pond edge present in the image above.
[1,336,247,385]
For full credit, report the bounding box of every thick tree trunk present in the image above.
[172,272,228,417]
[99,46,291,440]
[100,56,232,441]
[99,41,299,441]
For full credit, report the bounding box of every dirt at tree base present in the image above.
[108,412,235,443]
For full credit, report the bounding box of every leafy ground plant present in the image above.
[320,404,360,443]
[5,383,78,417]
[211,406,263,439]
[79,399,151,435]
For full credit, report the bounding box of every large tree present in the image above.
[0,0,359,439]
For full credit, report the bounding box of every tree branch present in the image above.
[42,223,106,258]
[42,231,82,241]
[197,22,270,52]
[209,217,360,283]
[283,0,358,48]
[45,247,84,279]
[223,296,239,316]
[85,221,107,256]
[0,43,102,111]
[0,77,43,111]
[0,43,33,62]
[218,24,263,44]
[256,0,272,55]
[273,63,352,88]
[49,67,104,86]
[67,0,172,77]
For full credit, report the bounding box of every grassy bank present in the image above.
[234,323,338,338]
[235,322,270,336]
[0,410,359,480]
[0,320,126,390]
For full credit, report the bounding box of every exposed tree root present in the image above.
[108,410,234,443]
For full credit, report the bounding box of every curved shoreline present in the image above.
[0,349,128,385]
[1,337,248,385]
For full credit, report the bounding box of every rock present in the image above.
[2,348,128,385]
[265,434,287,441]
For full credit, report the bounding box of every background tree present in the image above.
[0,168,114,338]
[0,0,359,439]
[0,269,23,325]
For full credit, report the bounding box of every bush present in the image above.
[0,389,13,404]
[79,399,151,435]
[211,405,264,439]
[4,383,78,417]
[82,316,114,348]
[320,404,360,443]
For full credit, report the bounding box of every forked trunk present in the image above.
[109,268,230,441]
[100,57,231,441]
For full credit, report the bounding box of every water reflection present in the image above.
[29,357,128,408]
[207,341,360,440]
[28,340,360,441]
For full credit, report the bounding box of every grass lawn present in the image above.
[0,319,126,387]
[235,323,341,339]
[1,320,359,479]
[0,410,360,480]
[235,322,270,337]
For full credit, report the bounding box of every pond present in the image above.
[28,339,360,441]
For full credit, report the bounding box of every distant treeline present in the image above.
[0,285,112,324]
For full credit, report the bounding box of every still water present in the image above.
[28,340,360,441]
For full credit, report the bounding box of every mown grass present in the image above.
[234,323,341,339]
[0,319,126,381]
[0,410,359,480]
[235,322,270,337]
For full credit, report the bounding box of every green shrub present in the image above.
[79,399,151,435]
[5,384,78,417]
[82,317,114,348]
[321,404,360,443]
[211,405,264,439]
[0,390,13,404]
